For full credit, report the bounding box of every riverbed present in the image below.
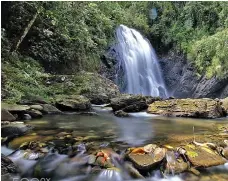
[2,106,228,181]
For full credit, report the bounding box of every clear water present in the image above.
[3,107,228,181]
[113,25,168,97]
[21,107,228,147]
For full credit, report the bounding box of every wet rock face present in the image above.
[147,98,227,118]
[1,154,19,175]
[159,56,198,98]
[110,94,161,112]
[159,55,228,99]
[55,95,91,111]
[193,76,228,99]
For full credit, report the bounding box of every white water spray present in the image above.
[114,25,168,97]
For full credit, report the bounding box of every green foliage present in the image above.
[2,1,228,78]
[1,53,114,103]
[147,1,228,77]
[2,53,50,103]
[189,29,228,78]
[43,1,149,72]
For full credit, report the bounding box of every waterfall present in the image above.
[112,25,168,97]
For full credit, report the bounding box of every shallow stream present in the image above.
[2,106,228,181]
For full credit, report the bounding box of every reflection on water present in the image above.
[24,107,228,147]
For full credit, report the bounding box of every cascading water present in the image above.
[112,25,168,97]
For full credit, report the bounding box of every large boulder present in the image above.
[26,109,43,118]
[110,94,161,112]
[1,103,30,120]
[41,104,62,114]
[1,122,32,137]
[147,98,226,118]
[55,95,91,111]
[1,109,16,121]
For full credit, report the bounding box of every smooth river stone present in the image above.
[128,147,166,170]
[184,144,226,167]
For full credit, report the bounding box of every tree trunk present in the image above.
[11,9,39,52]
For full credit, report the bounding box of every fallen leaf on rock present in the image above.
[131,147,145,154]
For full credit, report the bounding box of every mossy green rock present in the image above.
[184,144,226,167]
[1,103,30,112]
[55,95,91,111]
[147,98,227,118]
[79,72,120,104]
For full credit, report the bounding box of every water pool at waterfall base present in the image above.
[2,107,228,181]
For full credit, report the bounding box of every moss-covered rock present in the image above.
[147,98,227,118]
[55,95,91,111]
[184,143,226,167]
[75,72,120,104]
[1,103,30,112]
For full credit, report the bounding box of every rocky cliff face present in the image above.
[159,54,228,99]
